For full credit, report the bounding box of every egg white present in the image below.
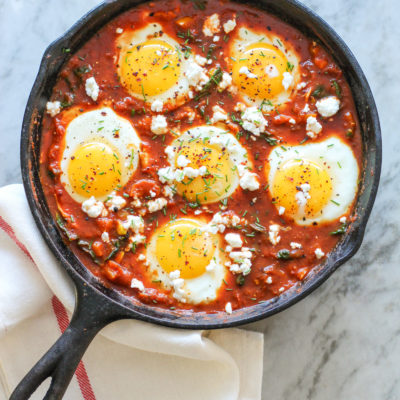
[267,136,359,225]
[229,27,301,108]
[146,218,227,304]
[60,107,141,203]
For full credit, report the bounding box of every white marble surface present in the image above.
[1,0,399,398]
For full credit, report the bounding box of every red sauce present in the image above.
[40,0,362,313]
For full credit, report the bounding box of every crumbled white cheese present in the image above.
[265,64,279,78]
[130,233,146,245]
[278,206,285,215]
[290,242,302,249]
[225,302,233,314]
[297,82,307,90]
[279,287,285,293]
[306,116,322,138]
[46,101,61,117]
[163,185,175,200]
[241,107,267,136]
[282,72,294,90]
[206,212,242,234]
[302,104,310,114]
[149,190,156,198]
[210,105,228,123]
[130,278,145,292]
[225,233,243,248]
[228,248,253,275]
[316,96,340,118]
[315,248,325,259]
[183,166,208,179]
[239,66,257,79]
[121,215,144,233]
[105,192,126,211]
[116,27,123,34]
[185,61,209,90]
[239,171,260,191]
[147,197,168,213]
[213,35,220,42]
[340,216,347,224]
[218,72,233,91]
[194,54,207,66]
[150,99,163,113]
[203,13,220,36]
[176,154,190,168]
[151,115,168,135]
[266,276,273,284]
[138,254,146,261]
[169,270,186,303]
[132,198,142,208]
[223,18,237,33]
[85,77,99,101]
[101,232,110,243]
[206,259,217,272]
[289,118,296,125]
[82,197,104,218]
[268,224,281,245]
[295,183,311,207]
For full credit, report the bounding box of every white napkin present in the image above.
[0,184,264,400]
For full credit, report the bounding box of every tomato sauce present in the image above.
[40,0,363,313]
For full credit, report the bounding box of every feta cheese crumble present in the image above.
[225,302,233,314]
[203,13,221,37]
[121,215,144,233]
[116,27,123,34]
[225,233,243,248]
[176,154,190,168]
[316,96,340,118]
[239,171,260,191]
[210,105,228,123]
[228,248,253,275]
[151,115,168,135]
[315,248,325,259]
[105,192,126,211]
[130,278,145,292]
[241,107,267,136]
[218,72,233,91]
[278,206,285,215]
[340,216,347,224]
[223,18,237,33]
[85,77,99,101]
[82,197,104,218]
[290,242,302,249]
[147,197,168,213]
[150,99,163,113]
[101,232,110,243]
[169,270,186,303]
[239,66,257,79]
[185,61,209,90]
[268,224,281,245]
[46,101,61,117]
[282,72,294,90]
[194,54,208,66]
[295,183,311,207]
[306,116,322,139]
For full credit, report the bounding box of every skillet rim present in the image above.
[20,0,382,329]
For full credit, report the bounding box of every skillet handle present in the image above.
[9,284,125,400]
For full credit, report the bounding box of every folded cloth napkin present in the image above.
[0,184,264,400]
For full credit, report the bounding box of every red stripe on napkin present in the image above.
[0,216,97,400]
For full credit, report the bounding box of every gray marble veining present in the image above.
[1,0,399,398]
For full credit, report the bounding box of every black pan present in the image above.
[11,0,381,398]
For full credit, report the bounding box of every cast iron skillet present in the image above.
[11,0,381,398]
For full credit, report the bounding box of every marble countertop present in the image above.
[1,0,399,398]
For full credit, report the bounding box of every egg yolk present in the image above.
[119,39,181,97]
[232,42,290,100]
[174,139,237,204]
[270,159,333,219]
[67,142,122,199]
[155,219,217,279]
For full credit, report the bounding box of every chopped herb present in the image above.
[311,84,326,99]
[330,223,347,235]
[286,61,294,72]
[331,79,342,98]
[55,213,77,241]
[194,67,223,101]
[236,274,245,286]
[330,200,340,206]
[276,249,291,260]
